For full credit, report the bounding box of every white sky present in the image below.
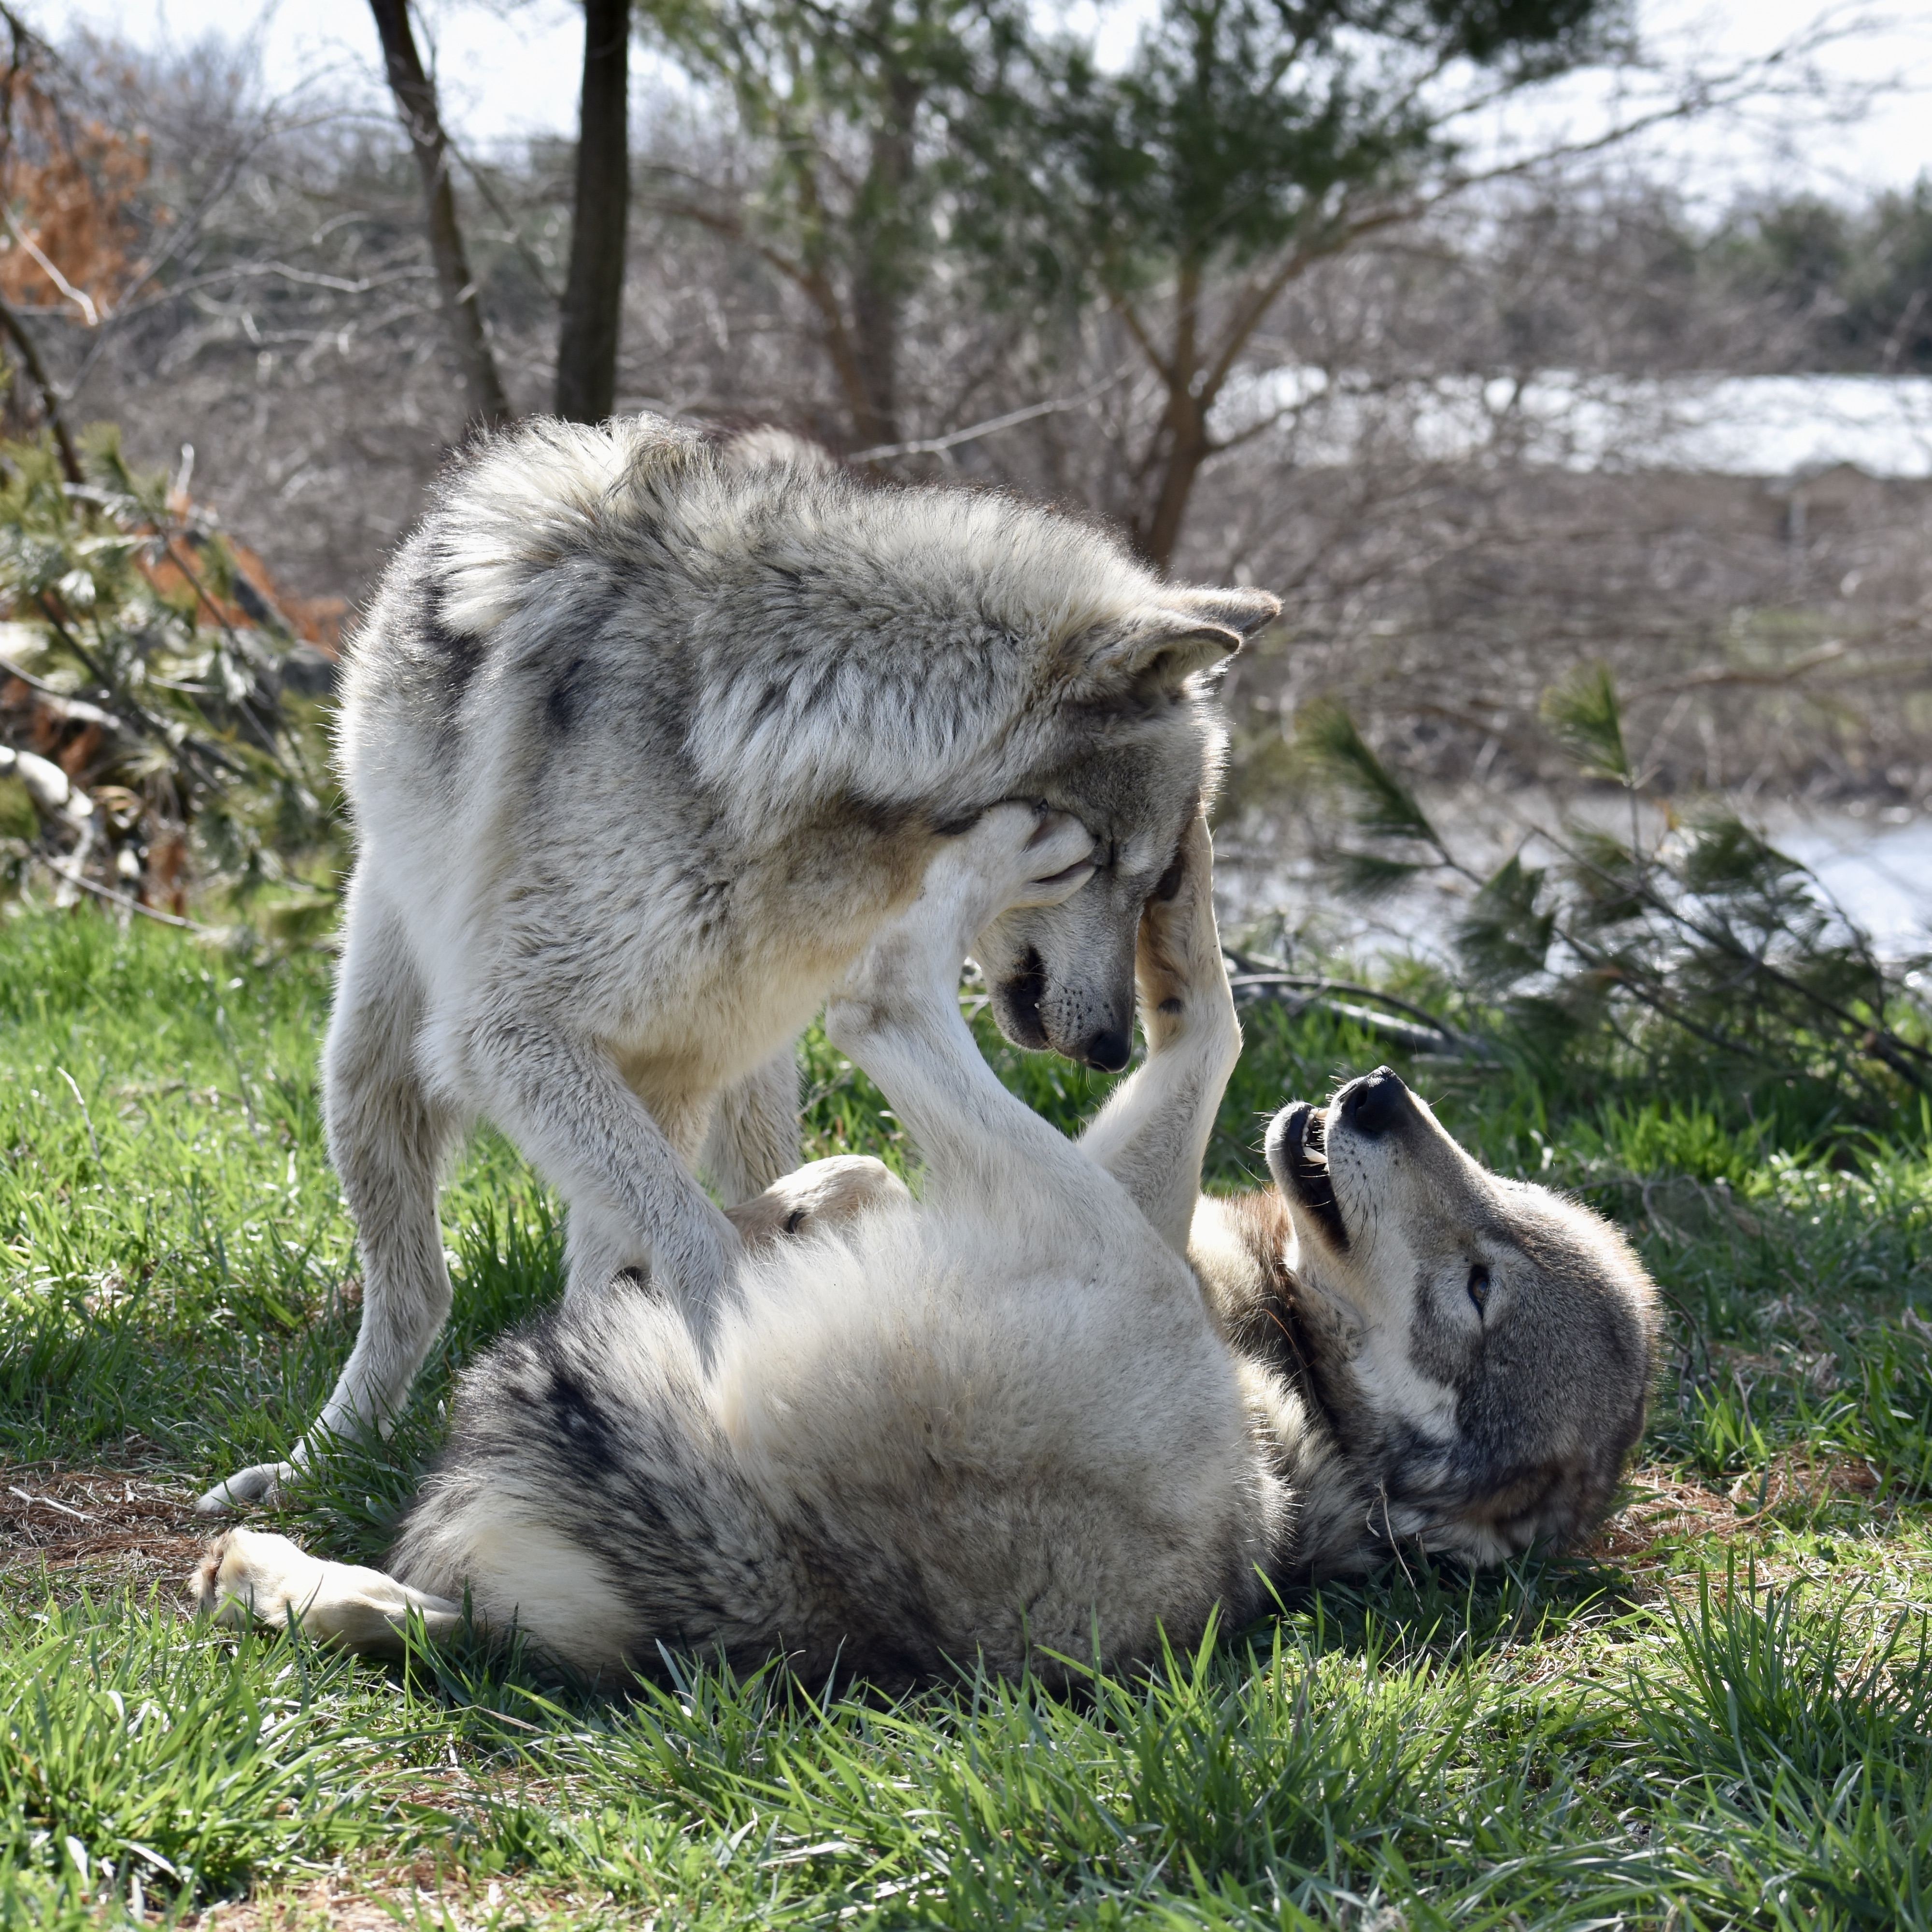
[34,0,1932,206]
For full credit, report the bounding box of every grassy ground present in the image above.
[3,907,1930,1930]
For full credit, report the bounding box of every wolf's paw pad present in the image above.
[194,1461,298,1516]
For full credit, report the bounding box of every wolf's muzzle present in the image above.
[993,950,1050,1051]
[1264,1100,1349,1252]
[1337,1065,1411,1139]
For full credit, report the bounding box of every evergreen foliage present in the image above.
[1293,673,1932,1125]
[1713,180,1932,372]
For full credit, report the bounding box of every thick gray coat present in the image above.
[198,415,1277,1512]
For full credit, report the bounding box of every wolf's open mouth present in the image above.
[994,947,1049,1051]
[1277,1101,1350,1252]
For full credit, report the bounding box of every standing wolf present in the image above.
[197,811,1660,1682]
[199,415,1277,1512]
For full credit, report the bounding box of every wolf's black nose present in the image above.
[1081,1027,1133,1074]
[1340,1066,1408,1138]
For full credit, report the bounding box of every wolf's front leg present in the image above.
[192,1528,465,1657]
[703,1046,803,1206]
[823,804,1101,1194]
[459,1017,742,1348]
[200,884,462,1514]
[1077,815,1241,1258]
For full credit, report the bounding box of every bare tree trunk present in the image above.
[367,0,511,430]
[1133,399,1212,576]
[1126,265,1208,574]
[845,70,919,453]
[847,264,900,450]
[555,0,631,424]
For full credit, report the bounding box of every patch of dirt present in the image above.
[186,1861,606,1931]
[0,1462,211,1597]
[1585,1455,1885,1578]
[1586,1465,1748,1568]
[1721,1450,1879,1513]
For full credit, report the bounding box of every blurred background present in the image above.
[1,0,1928,1117]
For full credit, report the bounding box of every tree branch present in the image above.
[0,290,81,482]
[846,369,1130,462]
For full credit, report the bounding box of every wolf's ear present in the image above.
[1080,586,1280,687]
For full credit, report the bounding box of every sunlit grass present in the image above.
[2,904,1930,1927]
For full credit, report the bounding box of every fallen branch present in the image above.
[0,289,80,481]
[1625,641,1853,700]
[1221,948,1496,1060]
[40,853,223,937]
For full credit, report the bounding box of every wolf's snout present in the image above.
[1338,1066,1409,1138]
[1077,1026,1133,1074]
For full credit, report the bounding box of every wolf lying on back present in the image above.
[199,415,1279,1512]
[197,810,1660,1683]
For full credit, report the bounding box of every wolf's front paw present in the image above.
[195,1460,300,1516]
[938,802,1096,945]
[725,1155,911,1250]
[190,1527,327,1634]
[1135,815,1229,1053]
[831,805,1095,1043]
[914,802,1094,978]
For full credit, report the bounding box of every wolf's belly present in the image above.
[607,965,836,1108]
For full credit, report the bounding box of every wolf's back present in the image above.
[334,417,703,806]
[334,412,1188,831]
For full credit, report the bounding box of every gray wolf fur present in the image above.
[196,812,1660,1685]
[199,412,1278,1512]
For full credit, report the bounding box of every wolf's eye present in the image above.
[1466,1264,1491,1314]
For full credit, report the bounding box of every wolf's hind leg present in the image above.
[193,1528,465,1657]
[703,1047,802,1207]
[1078,816,1241,1258]
[199,888,461,1514]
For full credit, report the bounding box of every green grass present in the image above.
[3,905,1931,1927]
